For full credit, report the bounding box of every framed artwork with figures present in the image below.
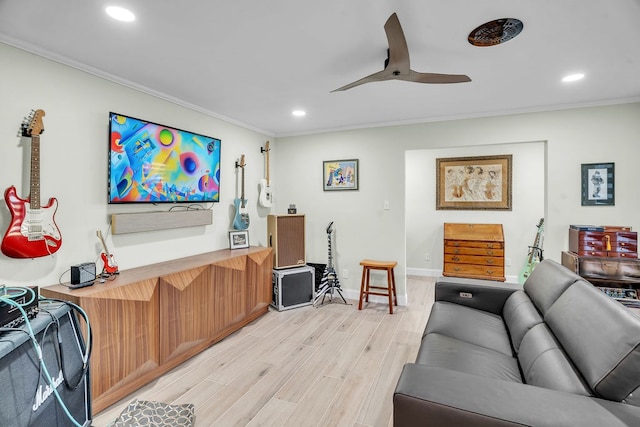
[436,154,512,210]
[581,162,614,206]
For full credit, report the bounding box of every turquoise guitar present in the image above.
[232,155,250,230]
[518,218,544,284]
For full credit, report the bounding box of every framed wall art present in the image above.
[229,230,249,249]
[323,159,358,191]
[581,162,614,206]
[436,154,512,210]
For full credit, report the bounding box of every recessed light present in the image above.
[562,73,585,83]
[292,110,306,117]
[106,6,135,22]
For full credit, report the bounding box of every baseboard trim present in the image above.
[406,267,441,277]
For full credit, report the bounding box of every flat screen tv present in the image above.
[108,112,221,204]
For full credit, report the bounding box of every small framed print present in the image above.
[229,230,249,249]
[581,162,614,206]
[323,159,359,191]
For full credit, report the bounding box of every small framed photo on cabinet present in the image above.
[229,230,249,249]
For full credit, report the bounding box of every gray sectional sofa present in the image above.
[394,259,640,426]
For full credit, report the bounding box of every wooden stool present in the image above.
[358,260,398,314]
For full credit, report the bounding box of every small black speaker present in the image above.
[70,262,96,285]
[0,302,91,426]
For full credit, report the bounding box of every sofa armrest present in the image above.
[394,364,640,427]
[435,276,521,315]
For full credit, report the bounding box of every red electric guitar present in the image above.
[96,230,118,275]
[1,109,62,258]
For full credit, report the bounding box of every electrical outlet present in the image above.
[505,258,511,267]
[343,269,349,279]
[425,253,431,262]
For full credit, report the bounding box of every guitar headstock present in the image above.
[236,154,246,169]
[537,218,544,229]
[261,141,270,153]
[20,109,46,138]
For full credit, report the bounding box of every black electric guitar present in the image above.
[232,155,250,230]
[314,221,348,306]
[518,218,544,284]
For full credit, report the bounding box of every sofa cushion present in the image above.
[502,290,543,353]
[424,301,513,356]
[545,280,640,404]
[416,333,522,382]
[518,323,591,395]
[523,259,579,315]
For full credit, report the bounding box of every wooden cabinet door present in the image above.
[158,266,211,364]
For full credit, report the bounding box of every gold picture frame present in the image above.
[436,154,512,210]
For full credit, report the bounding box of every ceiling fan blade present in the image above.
[405,70,472,84]
[331,12,471,92]
[384,13,410,75]
[331,69,392,92]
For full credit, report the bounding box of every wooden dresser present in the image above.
[443,223,505,281]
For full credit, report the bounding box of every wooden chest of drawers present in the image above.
[443,223,505,281]
[569,228,638,258]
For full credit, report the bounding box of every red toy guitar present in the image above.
[1,109,62,258]
[96,230,118,275]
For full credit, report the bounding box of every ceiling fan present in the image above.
[332,13,471,92]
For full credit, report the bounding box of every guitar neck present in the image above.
[266,149,270,183]
[30,135,41,210]
[240,166,246,203]
[98,232,111,258]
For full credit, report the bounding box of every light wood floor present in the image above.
[91,276,435,427]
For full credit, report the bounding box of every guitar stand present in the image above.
[313,275,350,307]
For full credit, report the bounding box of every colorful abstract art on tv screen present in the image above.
[108,112,221,204]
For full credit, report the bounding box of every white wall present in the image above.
[0,43,272,286]
[276,103,640,300]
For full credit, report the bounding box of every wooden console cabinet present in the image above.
[443,223,505,281]
[561,250,640,289]
[41,246,272,414]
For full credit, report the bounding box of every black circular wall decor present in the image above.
[468,18,524,47]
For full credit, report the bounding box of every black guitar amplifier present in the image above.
[0,286,39,329]
[0,302,91,426]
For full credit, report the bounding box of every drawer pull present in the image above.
[453,242,460,247]
[486,259,494,264]
[453,249,460,254]
[487,250,494,255]
[486,270,494,274]
[452,256,460,261]
[454,267,461,272]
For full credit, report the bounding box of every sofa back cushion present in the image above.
[545,280,640,404]
[523,259,579,316]
[517,323,591,395]
[503,290,543,353]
